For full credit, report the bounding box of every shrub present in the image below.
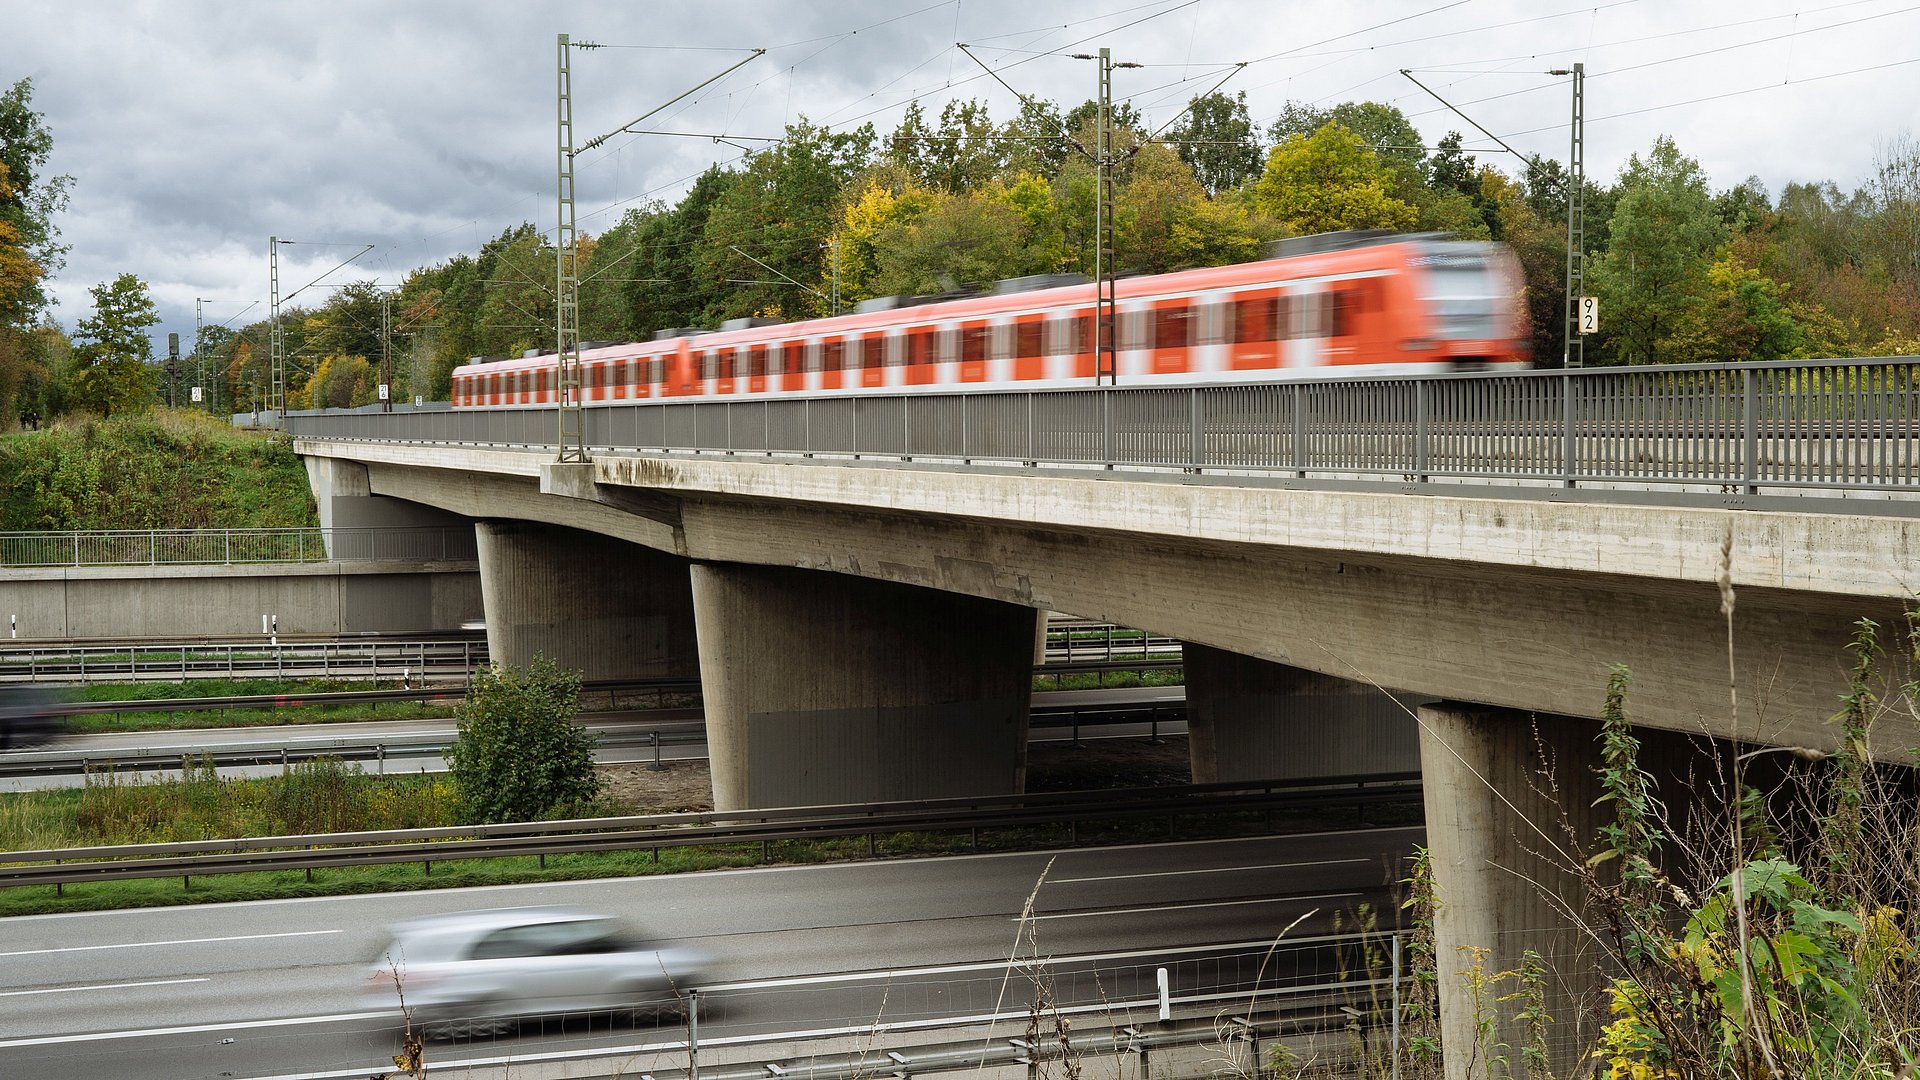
[444,657,602,823]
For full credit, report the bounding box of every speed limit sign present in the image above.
[1578,295,1600,334]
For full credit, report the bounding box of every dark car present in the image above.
[363,907,705,1036]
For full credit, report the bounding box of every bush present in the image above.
[445,657,602,823]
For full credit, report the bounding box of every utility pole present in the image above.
[194,298,206,413]
[555,34,764,463]
[381,293,393,413]
[1552,63,1586,369]
[555,33,587,462]
[1073,47,1138,385]
[268,236,285,416]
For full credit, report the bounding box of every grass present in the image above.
[57,678,446,734]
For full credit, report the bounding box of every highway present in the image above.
[0,825,1420,1078]
[0,686,1190,791]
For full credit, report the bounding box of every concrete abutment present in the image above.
[691,564,1038,811]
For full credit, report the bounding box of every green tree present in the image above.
[871,188,1027,294]
[699,118,875,320]
[1171,90,1262,196]
[0,78,72,325]
[1253,122,1417,235]
[68,273,159,417]
[1587,135,1726,365]
[445,657,603,823]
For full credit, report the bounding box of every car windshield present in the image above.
[467,918,625,960]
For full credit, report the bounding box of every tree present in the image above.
[1253,122,1418,235]
[68,273,158,417]
[0,79,72,325]
[445,657,603,823]
[1587,136,1726,365]
[1171,90,1262,196]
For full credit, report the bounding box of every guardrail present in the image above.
[285,357,1920,505]
[0,774,1418,890]
[0,636,486,683]
[0,525,478,567]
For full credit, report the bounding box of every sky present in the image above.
[4,0,1919,359]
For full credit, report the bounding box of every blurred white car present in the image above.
[364,907,703,1034]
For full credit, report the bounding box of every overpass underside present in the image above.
[304,440,1915,1080]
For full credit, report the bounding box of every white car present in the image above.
[364,907,703,1035]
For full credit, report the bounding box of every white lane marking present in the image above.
[1052,859,1368,883]
[1021,891,1361,920]
[0,1010,393,1048]
[0,929,341,958]
[0,977,209,999]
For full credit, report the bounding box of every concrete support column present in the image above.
[1184,643,1420,783]
[474,521,697,681]
[691,564,1037,811]
[1418,701,1608,1080]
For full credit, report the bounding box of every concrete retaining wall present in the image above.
[0,562,482,640]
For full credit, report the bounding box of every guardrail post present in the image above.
[148,531,156,565]
[687,988,701,1080]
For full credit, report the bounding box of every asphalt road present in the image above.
[0,826,1420,1078]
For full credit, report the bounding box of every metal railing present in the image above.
[285,357,1920,505]
[0,774,1419,889]
[0,637,484,683]
[0,526,478,567]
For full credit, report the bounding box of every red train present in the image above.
[449,230,1530,408]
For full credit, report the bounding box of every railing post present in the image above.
[1414,380,1431,482]
[1189,388,1202,472]
[149,531,156,565]
[1026,393,1035,465]
[1292,387,1307,478]
[1561,371,1577,488]
[1742,365,1760,495]
[961,394,971,463]
[1102,387,1114,468]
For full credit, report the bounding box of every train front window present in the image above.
[1417,247,1500,340]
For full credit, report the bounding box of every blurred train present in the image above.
[450,230,1530,408]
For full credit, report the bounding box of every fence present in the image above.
[0,526,477,567]
[284,357,1920,501]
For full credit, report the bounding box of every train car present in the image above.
[449,230,1530,409]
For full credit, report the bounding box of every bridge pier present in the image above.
[1418,700,1609,1078]
[690,564,1037,811]
[474,521,698,681]
[1184,643,1420,782]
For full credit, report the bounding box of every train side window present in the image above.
[1330,290,1352,338]
[1198,302,1228,345]
[779,342,801,375]
[823,339,845,371]
[908,328,933,365]
[1116,309,1147,351]
[886,330,907,367]
[1016,319,1042,359]
[1154,305,1192,350]
[1235,294,1278,342]
[1277,294,1297,339]
[862,334,884,370]
[962,324,988,364]
[937,327,958,363]
[989,323,1013,361]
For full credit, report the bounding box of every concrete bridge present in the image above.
[287,360,1918,1076]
